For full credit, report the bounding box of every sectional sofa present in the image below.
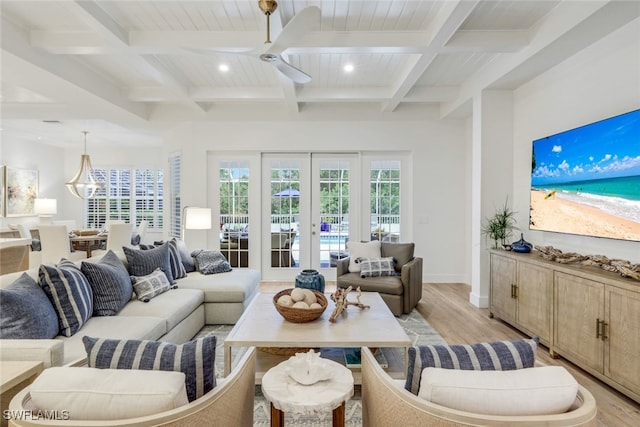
[0,246,260,367]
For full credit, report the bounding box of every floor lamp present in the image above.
[182,207,212,244]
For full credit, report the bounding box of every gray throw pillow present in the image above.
[81,250,133,316]
[124,244,175,285]
[381,242,415,271]
[172,238,196,272]
[358,257,397,278]
[0,273,59,339]
[83,335,217,402]
[39,260,94,337]
[404,337,539,395]
[131,268,176,302]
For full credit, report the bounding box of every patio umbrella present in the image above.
[272,188,300,197]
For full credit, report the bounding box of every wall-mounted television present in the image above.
[530,108,640,242]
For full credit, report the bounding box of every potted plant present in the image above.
[482,198,516,249]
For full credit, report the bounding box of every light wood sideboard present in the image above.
[489,249,640,403]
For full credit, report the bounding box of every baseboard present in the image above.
[469,292,489,308]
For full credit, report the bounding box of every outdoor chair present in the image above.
[336,242,422,316]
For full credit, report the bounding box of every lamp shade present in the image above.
[34,198,57,215]
[184,207,212,230]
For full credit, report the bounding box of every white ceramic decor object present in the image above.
[286,350,332,385]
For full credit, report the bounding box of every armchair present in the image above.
[336,242,422,316]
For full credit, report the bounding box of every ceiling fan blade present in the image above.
[269,54,312,84]
[267,6,320,54]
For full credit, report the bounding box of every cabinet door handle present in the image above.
[510,284,515,299]
[596,318,608,340]
[514,285,518,299]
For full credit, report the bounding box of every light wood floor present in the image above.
[260,281,640,426]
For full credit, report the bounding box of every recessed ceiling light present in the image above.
[343,64,354,73]
[219,64,229,73]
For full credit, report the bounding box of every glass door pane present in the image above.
[219,161,250,268]
[314,157,352,270]
[269,160,301,269]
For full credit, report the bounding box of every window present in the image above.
[85,167,164,229]
[168,153,181,238]
[370,160,401,242]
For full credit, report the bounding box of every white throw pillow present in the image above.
[347,241,381,273]
[417,366,578,416]
[30,367,189,420]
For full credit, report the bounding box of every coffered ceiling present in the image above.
[1,1,638,147]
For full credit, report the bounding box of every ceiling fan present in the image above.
[193,1,319,84]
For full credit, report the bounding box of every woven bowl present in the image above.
[273,288,328,323]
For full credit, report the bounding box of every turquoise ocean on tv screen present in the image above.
[533,175,640,223]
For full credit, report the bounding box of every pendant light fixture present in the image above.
[65,131,103,199]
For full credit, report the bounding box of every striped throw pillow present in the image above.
[81,250,133,316]
[404,337,539,395]
[39,260,93,337]
[168,239,187,279]
[82,335,216,402]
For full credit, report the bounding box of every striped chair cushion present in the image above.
[131,268,176,302]
[39,259,94,337]
[405,337,539,395]
[124,244,175,285]
[83,335,216,402]
[358,257,396,278]
[81,250,133,316]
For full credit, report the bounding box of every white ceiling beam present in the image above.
[189,86,283,101]
[66,0,205,113]
[296,87,390,102]
[403,86,459,103]
[1,16,149,124]
[444,30,530,53]
[441,0,640,118]
[382,0,480,113]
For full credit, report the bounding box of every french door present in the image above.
[262,153,358,281]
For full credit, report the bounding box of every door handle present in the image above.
[596,318,608,340]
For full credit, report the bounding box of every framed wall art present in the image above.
[5,167,38,217]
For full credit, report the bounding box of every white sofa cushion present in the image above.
[30,367,188,420]
[117,288,204,331]
[179,269,260,303]
[57,316,166,364]
[417,366,578,416]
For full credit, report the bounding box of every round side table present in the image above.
[261,357,354,427]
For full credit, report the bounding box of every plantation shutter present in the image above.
[168,153,182,238]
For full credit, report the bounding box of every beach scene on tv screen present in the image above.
[530,109,640,242]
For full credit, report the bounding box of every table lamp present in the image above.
[34,198,57,224]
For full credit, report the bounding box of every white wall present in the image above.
[166,119,469,282]
[512,18,640,263]
[0,140,65,229]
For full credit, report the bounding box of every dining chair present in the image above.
[135,220,148,245]
[39,225,87,264]
[15,223,42,267]
[93,223,134,257]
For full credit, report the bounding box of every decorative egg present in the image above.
[290,288,306,302]
[302,289,317,305]
[292,301,309,309]
[277,295,294,307]
[309,302,322,309]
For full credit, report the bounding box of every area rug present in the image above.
[195,310,445,426]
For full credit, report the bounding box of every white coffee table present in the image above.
[224,291,411,384]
